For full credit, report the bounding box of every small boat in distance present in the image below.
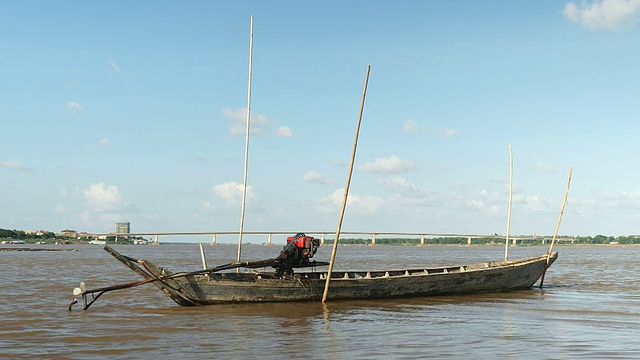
[68,234,558,310]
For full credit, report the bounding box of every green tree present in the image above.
[593,235,608,244]
[0,228,17,238]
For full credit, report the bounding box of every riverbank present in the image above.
[0,247,79,252]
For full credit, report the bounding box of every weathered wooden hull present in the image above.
[105,246,557,306]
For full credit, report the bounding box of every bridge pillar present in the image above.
[468,237,472,245]
[321,234,325,245]
[267,234,272,246]
[371,234,376,246]
[154,234,159,245]
[420,235,424,246]
[211,234,216,246]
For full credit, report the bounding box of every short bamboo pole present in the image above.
[199,243,208,270]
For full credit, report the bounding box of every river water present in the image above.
[1,243,639,359]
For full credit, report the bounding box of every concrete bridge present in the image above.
[95,231,574,246]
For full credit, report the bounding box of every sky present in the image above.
[2,1,640,243]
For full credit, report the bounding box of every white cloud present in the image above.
[108,59,122,73]
[67,101,84,111]
[563,0,640,31]
[275,126,293,138]
[203,202,215,213]
[316,188,384,215]
[451,189,501,214]
[378,176,440,205]
[488,175,508,183]
[212,181,256,206]
[402,120,458,138]
[600,189,640,207]
[513,194,548,213]
[223,108,247,122]
[1,160,27,170]
[402,119,427,134]
[83,183,131,212]
[303,171,335,184]
[378,177,416,194]
[359,155,417,174]
[223,108,271,136]
[445,128,459,137]
[81,210,123,226]
[536,162,561,173]
[98,139,112,147]
[345,193,385,215]
[55,205,72,214]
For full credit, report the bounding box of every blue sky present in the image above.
[2,1,640,241]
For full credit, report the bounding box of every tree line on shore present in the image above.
[323,234,640,246]
[0,228,143,245]
[2,228,638,246]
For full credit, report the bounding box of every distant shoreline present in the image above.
[0,247,79,252]
[1,241,638,247]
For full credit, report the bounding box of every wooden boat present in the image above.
[68,240,557,310]
[67,20,565,311]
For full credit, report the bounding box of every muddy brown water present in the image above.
[1,244,639,359]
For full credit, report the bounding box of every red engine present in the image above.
[273,233,322,277]
[286,233,318,258]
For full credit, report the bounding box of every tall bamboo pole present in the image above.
[322,65,370,304]
[504,144,513,260]
[540,166,572,288]
[237,16,254,264]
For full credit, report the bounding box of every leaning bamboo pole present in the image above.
[199,243,208,270]
[322,65,370,304]
[504,144,513,260]
[236,15,254,265]
[540,166,572,288]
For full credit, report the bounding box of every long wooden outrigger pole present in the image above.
[322,65,371,304]
[237,16,254,264]
[540,166,572,288]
